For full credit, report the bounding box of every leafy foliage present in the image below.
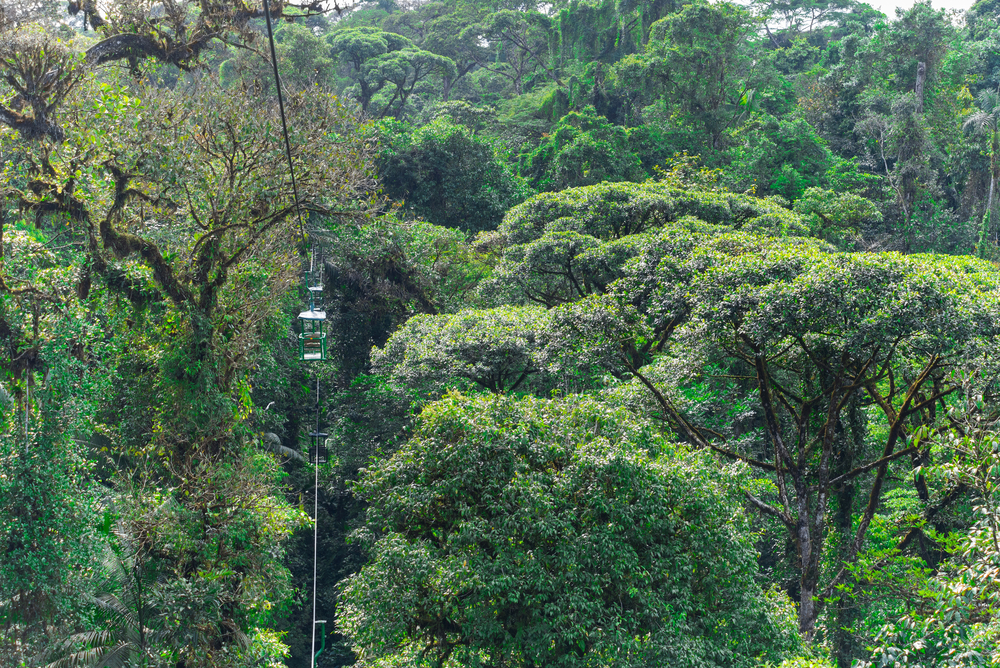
[338,392,801,668]
[518,109,644,191]
[376,119,529,232]
[8,1,1000,666]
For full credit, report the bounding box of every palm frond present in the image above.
[226,622,251,651]
[977,89,1000,115]
[147,626,175,647]
[94,641,134,668]
[0,382,12,410]
[93,593,139,630]
[964,110,995,134]
[45,520,178,668]
[62,629,121,649]
[45,643,124,668]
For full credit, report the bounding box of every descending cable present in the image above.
[312,377,321,668]
[308,247,317,310]
[261,0,307,241]
[261,3,320,663]
[24,369,29,453]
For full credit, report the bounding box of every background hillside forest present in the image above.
[7,0,1000,667]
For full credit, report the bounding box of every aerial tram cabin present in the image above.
[298,286,326,361]
[309,431,329,464]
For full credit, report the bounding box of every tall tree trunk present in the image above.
[990,128,998,244]
[798,568,820,638]
[833,402,862,668]
[796,480,821,638]
[914,61,926,115]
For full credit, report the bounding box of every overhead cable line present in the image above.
[261,4,326,667]
[261,0,307,241]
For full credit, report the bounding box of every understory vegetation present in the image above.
[4,0,1000,667]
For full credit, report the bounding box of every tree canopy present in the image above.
[7,0,1000,666]
[339,392,800,668]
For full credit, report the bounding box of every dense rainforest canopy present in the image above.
[4,0,1000,667]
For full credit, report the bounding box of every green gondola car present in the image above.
[298,308,327,361]
[308,432,329,464]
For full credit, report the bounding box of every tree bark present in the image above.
[914,61,926,115]
[990,128,998,245]
[833,402,862,668]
